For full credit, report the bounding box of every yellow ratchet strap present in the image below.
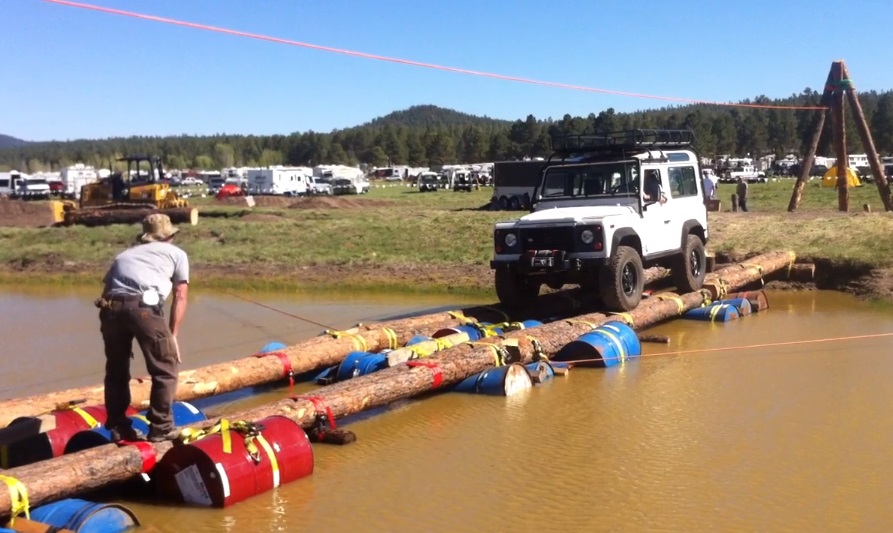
[326,329,368,352]
[465,342,508,366]
[656,294,685,315]
[608,313,635,328]
[381,327,398,350]
[0,474,30,525]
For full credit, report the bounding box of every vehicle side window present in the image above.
[668,166,699,198]
[0,179,9,188]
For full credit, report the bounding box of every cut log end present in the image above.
[638,334,670,345]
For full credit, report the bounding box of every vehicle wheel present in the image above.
[599,246,644,312]
[508,196,521,210]
[672,235,706,293]
[495,269,541,308]
[498,196,509,210]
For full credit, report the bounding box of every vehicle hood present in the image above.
[516,205,635,224]
[22,183,50,191]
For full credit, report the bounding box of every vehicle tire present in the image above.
[508,196,521,210]
[672,234,706,293]
[495,269,541,308]
[599,246,644,312]
[498,196,509,210]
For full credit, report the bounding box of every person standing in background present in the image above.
[736,177,749,212]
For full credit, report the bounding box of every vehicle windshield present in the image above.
[539,161,638,200]
[333,178,352,186]
[25,179,48,186]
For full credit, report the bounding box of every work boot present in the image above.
[109,426,143,443]
[147,427,180,443]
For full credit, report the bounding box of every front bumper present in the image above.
[491,252,607,274]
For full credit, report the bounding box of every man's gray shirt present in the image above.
[103,242,189,302]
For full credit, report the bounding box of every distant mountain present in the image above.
[0,134,28,149]
[361,104,510,129]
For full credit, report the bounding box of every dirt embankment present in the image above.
[214,196,396,209]
[0,198,57,228]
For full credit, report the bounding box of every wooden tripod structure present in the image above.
[787,60,893,212]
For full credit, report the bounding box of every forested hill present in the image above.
[0,134,28,150]
[362,105,510,129]
[3,91,893,173]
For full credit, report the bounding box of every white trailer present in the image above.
[247,166,311,196]
[60,164,99,199]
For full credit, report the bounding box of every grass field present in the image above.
[1,179,892,296]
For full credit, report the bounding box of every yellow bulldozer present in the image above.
[52,155,189,224]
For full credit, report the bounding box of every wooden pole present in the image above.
[832,62,849,212]
[0,252,796,518]
[840,63,893,212]
[62,207,199,227]
[787,67,835,212]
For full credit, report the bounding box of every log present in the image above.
[725,290,770,312]
[638,334,670,344]
[3,281,657,429]
[62,207,199,228]
[788,67,835,212]
[781,264,815,282]
[841,62,893,212]
[0,252,795,518]
[832,62,849,212]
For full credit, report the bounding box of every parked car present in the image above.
[215,182,244,199]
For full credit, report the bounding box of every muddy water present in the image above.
[4,288,893,532]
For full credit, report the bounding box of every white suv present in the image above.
[490,130,709,312]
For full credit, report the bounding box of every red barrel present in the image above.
[153,416,314,508]
[2,405,137,468]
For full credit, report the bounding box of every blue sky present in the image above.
[3,0,892,141]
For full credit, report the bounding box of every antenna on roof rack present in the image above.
[550,129,696,154]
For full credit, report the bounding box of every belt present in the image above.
[105,294,141,302]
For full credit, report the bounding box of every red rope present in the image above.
[254,351,294,395]
[117,440,157,474]
[406,361,444,389]
[40,0,826,111]
[291,395,336,430]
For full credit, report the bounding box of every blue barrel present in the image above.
[259,341,287,353]
[405,335,433,346]
[716,297,753,316]
[336,351,372,381]
[683,303,740,322]
[64,401,207,453]
[552,322,642,367]
[29,499,140,533]
[525,361,555,382]
[452,363,532,396]
[336,351,390,381]
[509,320,543,331]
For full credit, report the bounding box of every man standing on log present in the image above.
[95,213,189,443]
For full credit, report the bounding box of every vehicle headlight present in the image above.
[581,229,594,244]
[504,233,518,248]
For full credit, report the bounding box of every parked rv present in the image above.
[59,164,99,199]
[247,167,311,196]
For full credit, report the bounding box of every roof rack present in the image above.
[550,129,696,153]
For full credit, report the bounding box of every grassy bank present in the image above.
[2,181,893,297]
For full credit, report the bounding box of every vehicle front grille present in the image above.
[519,227,574,251]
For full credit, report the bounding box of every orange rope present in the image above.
[559,331,893,366]
[40,0,827,111]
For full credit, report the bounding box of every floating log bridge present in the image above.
[60,207,199,228]
[0,251,793,518]
[0,266,670,429]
